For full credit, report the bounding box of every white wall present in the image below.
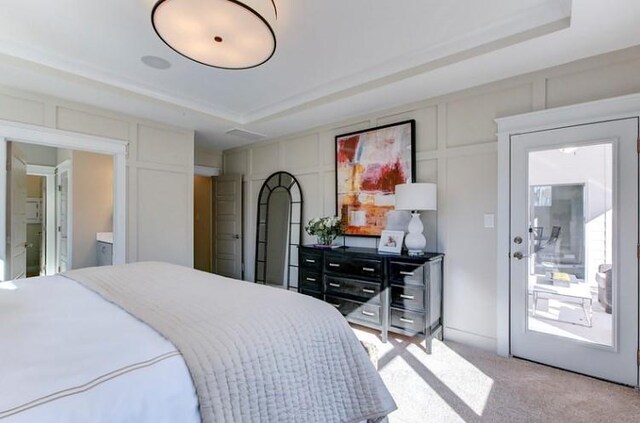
[0,86,195,267]
[195,147,223,169]
[224,45,640,351]
[71,151,113,269]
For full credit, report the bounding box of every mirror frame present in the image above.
[254,171,303,289]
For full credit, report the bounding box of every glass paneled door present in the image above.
[510,119,638,385]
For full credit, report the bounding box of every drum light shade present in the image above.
[151,0,277,70]
[395,183,437,211]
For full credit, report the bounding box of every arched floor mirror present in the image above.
[255,171,303,290]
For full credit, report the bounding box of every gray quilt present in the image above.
[64,262,396,423]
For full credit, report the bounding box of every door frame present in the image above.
[0,120,127,280]
[496,93,640,385]
[26,164,56,276]
[55,160,73,272]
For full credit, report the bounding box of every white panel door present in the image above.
[6,142,27,280]
[40,179,46,275]
[56,161,71,273]
[510,118,638,385]
[214,174,243,279]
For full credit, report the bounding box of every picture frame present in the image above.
[378,230,405,254]
[335,120,416,237]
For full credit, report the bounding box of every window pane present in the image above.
[527,143,613,346]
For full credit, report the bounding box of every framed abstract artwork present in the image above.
[335,120,416,237]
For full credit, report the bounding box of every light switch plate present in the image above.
[484,214,495,228]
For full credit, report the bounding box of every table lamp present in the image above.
[394,183,437,255]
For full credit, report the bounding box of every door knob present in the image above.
[232,234,240,239]
[513,251,527,260]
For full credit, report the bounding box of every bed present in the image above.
[0,262,395,422]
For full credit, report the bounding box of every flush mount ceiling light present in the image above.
[151,0,277,70]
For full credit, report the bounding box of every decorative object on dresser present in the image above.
[394,182,437,255]
[335,120,416,237]
[304,216,344,247]
[378,230,404,254]
[254,171,303,290]
[299,245,443,352]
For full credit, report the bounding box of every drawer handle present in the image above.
[362,288,375,294]
[305,259,316,263]
[362,267,375,272]
[330,303,341,309]
[329,263,341,268]
[399,317,415,324]
[329,282,341,288]
[306,277,316,282]
[400,294,415,300]
[400,271,415,276]
[361,310,375,317]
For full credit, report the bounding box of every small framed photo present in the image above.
[378,230,404,254]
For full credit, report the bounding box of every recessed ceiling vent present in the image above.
[225,128,267,142]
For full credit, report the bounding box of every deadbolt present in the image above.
[513,236,523,244]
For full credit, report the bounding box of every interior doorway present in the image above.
[194,175,215,273]
[5,141,115,279]
[0,121,127,282]
[25,174,45,277]
[25,164,56,276]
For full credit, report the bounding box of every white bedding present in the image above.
[0,275,200,422]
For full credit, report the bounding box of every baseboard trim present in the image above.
[444,326,497,352]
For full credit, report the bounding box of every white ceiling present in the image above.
[0,0,639,150]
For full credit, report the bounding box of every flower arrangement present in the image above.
[305,216,344,246]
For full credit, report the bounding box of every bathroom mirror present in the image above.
[254,171,303,290]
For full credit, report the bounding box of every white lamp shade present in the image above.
[152,0,277,69]
[395,183,437,211]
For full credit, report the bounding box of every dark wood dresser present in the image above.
[298,246,444,349]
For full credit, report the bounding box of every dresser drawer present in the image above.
[389,261,424,285]
[326,296,381,326]
[390,284,425,311]
[325,276,381,303]
[300,251,323,272]
[325,254,383,279]
[300,269,322,293]
[390,308,426,334]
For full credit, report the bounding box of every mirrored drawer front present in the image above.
[300,270,322,293]
[390,284,425,311]
[324,255,383,279]
[300,252,323,272]
[326,296,381,326]
[389,261,425,285]
[390,308,425,334]
[325,276,381,302]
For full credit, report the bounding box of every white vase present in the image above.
[404,212,426,255]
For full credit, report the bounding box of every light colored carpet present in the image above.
[352,326,640,423]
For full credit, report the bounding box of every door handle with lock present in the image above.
[512,251,529,260]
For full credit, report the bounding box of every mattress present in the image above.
[0,275,200,422]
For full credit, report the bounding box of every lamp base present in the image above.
[404,212,426,255]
